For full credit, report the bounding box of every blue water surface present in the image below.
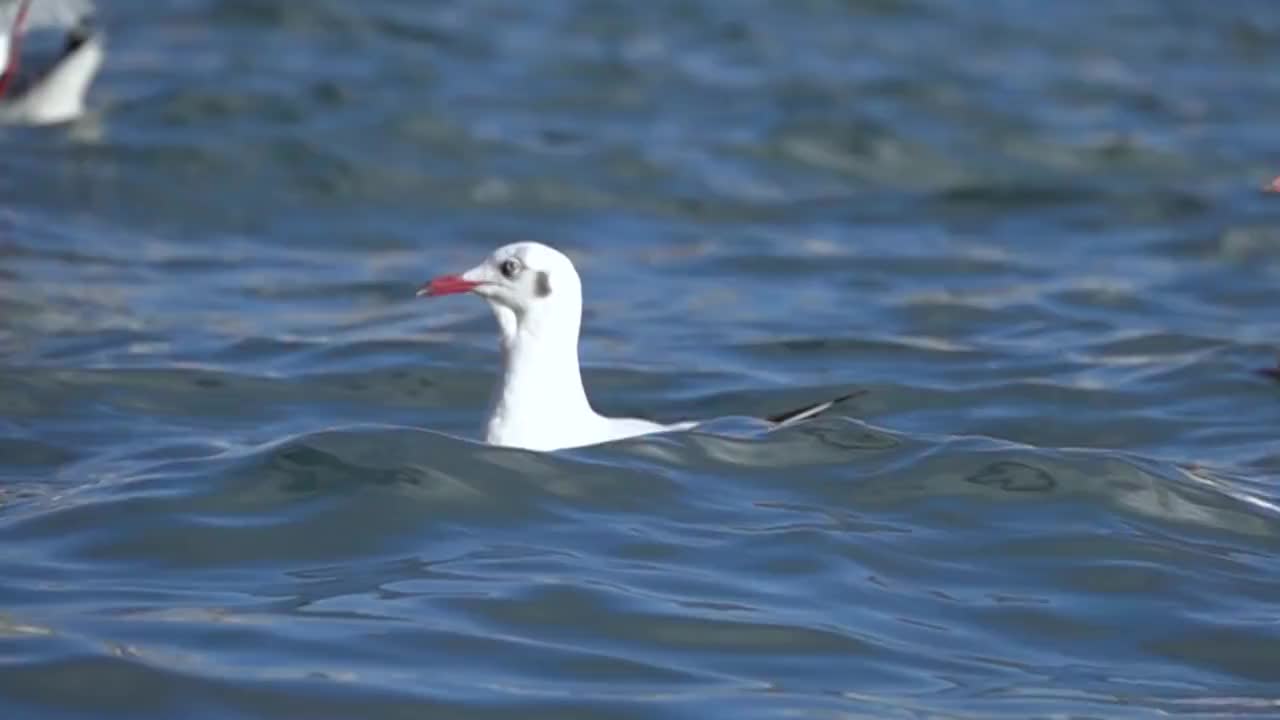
[3,1,1280,718]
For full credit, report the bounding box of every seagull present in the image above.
[0,0,102,126]
[418,241,861,451]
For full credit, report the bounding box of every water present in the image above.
[3,1,1280,717]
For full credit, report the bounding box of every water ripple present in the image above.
[5,0,1280,717]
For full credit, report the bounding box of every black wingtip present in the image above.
[766,389,867,426]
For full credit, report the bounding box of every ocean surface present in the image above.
[3,1,1280,718]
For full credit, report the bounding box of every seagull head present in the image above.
[418,242,583,338]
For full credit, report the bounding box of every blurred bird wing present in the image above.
[0,0,93,33]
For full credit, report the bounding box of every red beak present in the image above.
[418,274,480,297]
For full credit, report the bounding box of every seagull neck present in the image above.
[487,307,597,441]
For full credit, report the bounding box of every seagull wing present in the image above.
[0,0,95,98]
[765,390,866,427]
[3,0,93,32]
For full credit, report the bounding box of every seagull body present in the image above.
[419,242,856,451]
[0,0,102,126]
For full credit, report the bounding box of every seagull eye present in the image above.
[499,259,521,279]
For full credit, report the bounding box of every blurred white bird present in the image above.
[0,0,102,125]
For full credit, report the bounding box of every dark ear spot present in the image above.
[534,271,552,298]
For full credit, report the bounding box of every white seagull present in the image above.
[0,0,102,126]
[418,241,859,451]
